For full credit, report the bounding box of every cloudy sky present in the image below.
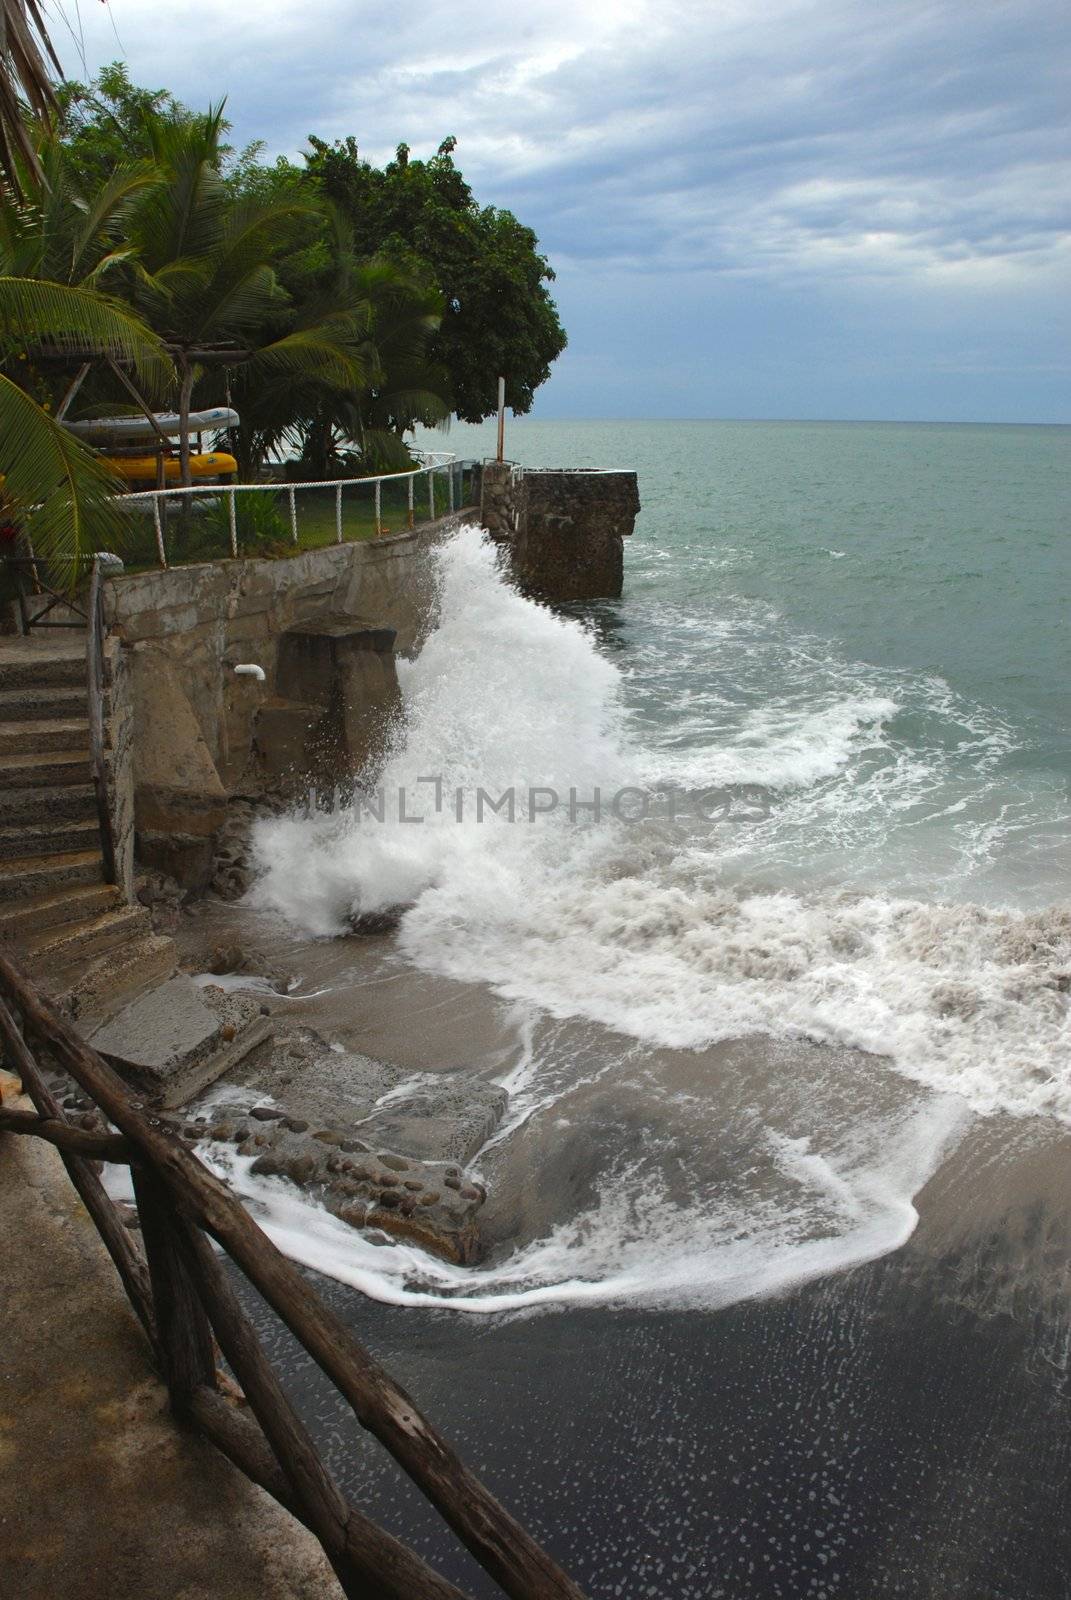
[60,0,1069,421]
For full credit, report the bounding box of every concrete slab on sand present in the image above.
[0,1113,340,1600]
[87,974,273,1108]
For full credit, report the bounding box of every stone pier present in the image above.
[480,462,640,601]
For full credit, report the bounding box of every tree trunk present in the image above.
[178,355,195,489]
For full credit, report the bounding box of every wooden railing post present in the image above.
[176,1217,467,1600]
[0,995,155,1345]
[132,1167,216,1416]
[0,947,588,1600]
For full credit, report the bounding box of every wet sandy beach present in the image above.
[181,902,1071,1597]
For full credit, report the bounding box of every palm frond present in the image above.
[251,321,379,392]
[0,369,127,565]
[0,275,173,391]
[0,1,59,195]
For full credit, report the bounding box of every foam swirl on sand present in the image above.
[249,525,1070,1310]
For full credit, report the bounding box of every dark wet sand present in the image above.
[186,905,1071,1597]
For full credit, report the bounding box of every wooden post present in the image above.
[0,949,588,1600]
[496,377,506,463]
[0,1107,131,1160]
[0,995,156,1345]
[133,1167,217,1416]
[178,1218,467,1600]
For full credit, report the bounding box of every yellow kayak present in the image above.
[103,452,238,484]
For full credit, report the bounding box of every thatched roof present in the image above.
[0,0,60,195]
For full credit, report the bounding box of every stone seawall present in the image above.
[103,511,475,888]
[481,463,640,601]
[100,459,640,892]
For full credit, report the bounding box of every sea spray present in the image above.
[247,523,1071,1311]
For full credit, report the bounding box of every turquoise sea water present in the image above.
[429,418,1071,910]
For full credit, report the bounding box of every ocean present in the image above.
[231,419,1071,1595]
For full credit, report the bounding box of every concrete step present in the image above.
[2,784,97,826]
[0,686,90,724]
[62,932,179,1027]
[86,974,273,1108]
[0,751,91,789]
[0,881,123,942]
[23,903,150,972]
[0,719,89,757]
[0,818,101,861]
[0,848,103,901]
[0,646,86,692]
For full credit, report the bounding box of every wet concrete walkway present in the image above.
[0,1093,340,1599]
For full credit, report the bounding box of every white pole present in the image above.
[374,478,382,535]
[335,482,343,543]
[152,495,167,569]
[496,376,506,462]
[407,473,414,528]
[227,489,238,558]
[428,467,435,521]
[289,486,298,544]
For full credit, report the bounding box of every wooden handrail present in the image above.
[87,557,119,886]
[0,945,588,1600]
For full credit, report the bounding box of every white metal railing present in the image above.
[120,452,461,568]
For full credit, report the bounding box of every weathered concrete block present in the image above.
[87,975,273,1107]
[132,644,227,845]
[263,622,402,792]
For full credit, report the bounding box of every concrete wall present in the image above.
[480,464,640,601]
[101,460,640,893]
[103,513,474,888]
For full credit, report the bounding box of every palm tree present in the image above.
[120,106,382,486]
[0,0,58,196]
[225,211,450,479]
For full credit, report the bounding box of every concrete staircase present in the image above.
[0,635,175,1020]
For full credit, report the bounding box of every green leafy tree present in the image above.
[305,135,566,422]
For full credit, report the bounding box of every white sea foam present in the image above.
[189,1093,968,1315]
[249,524,1071,1311]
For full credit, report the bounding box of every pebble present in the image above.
[251,1107,283,1122]
[377,1154,409,1172]
[285,1118,309,1133]
[376,1172,400,1188]
[444,1175,461,1191]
